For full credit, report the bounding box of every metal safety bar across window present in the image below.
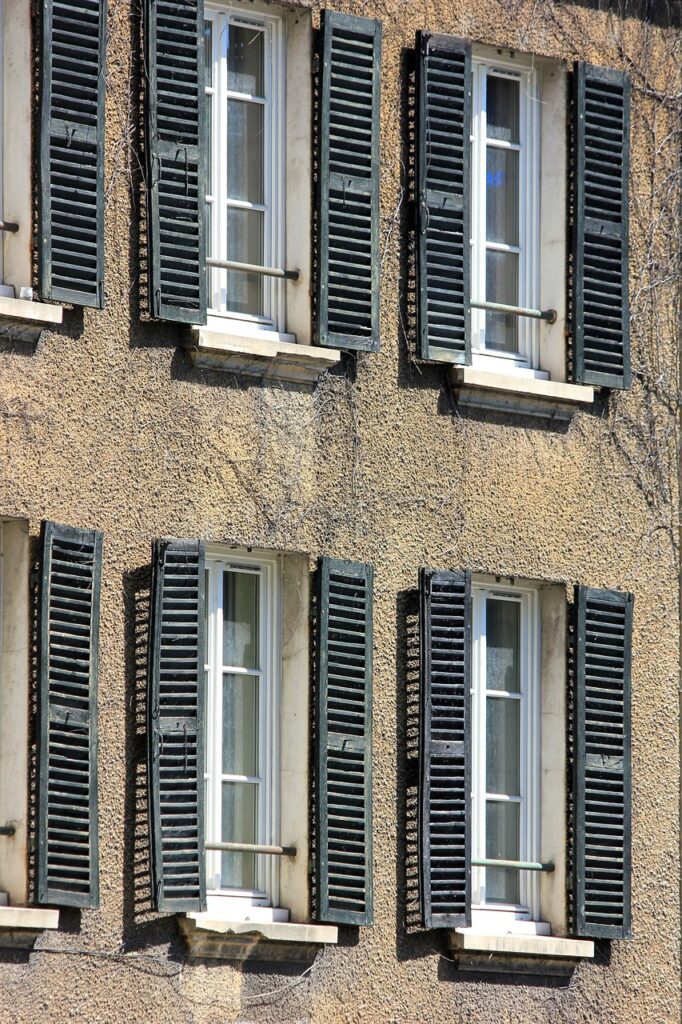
[204,841,297,858]
[471,857,555,872]
[0,221,18,234]
[205,258,299,282]
[0,825,16,837]
[470,299,557,324]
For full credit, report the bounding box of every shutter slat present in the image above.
[573,586,633,939]
[39,522,102,908]
[145,0,206,323]
[572,63,631,388]
[416,34,472,363]
[316,558,373,925]
[148,539,206,912]
[419,568,471,929]
[316,12,381,352]
[39,0,106,307]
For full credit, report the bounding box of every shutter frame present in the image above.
[571,63,631,388]
[144,0,207,324]
[316,11,382,352]
[39,0,107,308]
[572,585,633,939]
[38,521,103,908]
[316,556,373,925]
[416,33,472,364]
[148,538,206,912]
[419,568,471,929]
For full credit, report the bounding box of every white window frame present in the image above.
[204,549,281,912]
[471,580,541,923]
[204,4,286,335]
[470,57,541,375]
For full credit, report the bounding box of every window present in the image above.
[471,581,541,926]
[1,0,33,300]
[204,551,281,912]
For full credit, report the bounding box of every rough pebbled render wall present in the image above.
[0,0,679,1022]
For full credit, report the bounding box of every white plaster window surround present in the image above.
[191,2,335,383]
[0,1,64,341]
[182,547,337,959]
[0,519,60,947]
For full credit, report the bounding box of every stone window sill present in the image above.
[179,912,338,963]
[0,296,63,343]
[187,326,341,386]
[449,927,594,960]
[0,905,60,949]
[450,366,594,421]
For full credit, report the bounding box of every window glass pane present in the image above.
[486,801,520,904]
[227,24,264,95]
[223,570,260,669]
[225,208,264,316]
[204,20,213,88]
[222,674,259,776]
[227,100,264,204]
[486,76,519,143]
[485,251,518,352]
[486,148,518,246]
[221,782,258,889]
[486,696,520,794]
[486,598,521,691]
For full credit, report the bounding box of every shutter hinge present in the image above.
[312,52,320,75]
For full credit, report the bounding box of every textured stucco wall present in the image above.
[0,0,679,1021]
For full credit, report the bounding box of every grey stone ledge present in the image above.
[179,914,338,963]
[450,366,595,421]
[187,327,341,386]
[0,296,63,343]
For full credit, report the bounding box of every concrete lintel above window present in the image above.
[0,296,64,343]
[450,366,594,421]
[188,326,340,385]
[179,914,338,963]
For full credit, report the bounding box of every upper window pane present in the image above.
[227,100,264,203]
[223,570,260,669]
[487,75,519,143]
[227,24,264,95]
[486,598,520,692]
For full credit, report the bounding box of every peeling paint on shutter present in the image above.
[39,0,107,307]
[419,568,471,929]
[316,12,381,352]
[573,586,633,939]
[416,34,472,363]
[145,0,207,324]
[316,557,373,925]
[38,522,103,908]
[148,539,206,912]
[572,64,631,388]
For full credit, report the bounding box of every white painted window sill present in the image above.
[0,295,64,343]
[179,912,338,962]
[187,326,340,385]
[450,927,594,960]
[450,366,594,421]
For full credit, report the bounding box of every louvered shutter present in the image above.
[39,0,107,307]
[316,557,373,925]
[316,12,382,352]
[572,64,631,388]
[148,539,206,912]
[38,522,103,908]
[419,568,471,928]
[573,586,633,939]
[416,34,472,363]
[145,0,207,324]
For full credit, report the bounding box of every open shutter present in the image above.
[148,539,206,912]
[316,12,382,352]
[416,34,472,364]
[144,0,206,324]
[316,557,373,925]
[572,586,633,938]
[39,0,107,307]
[419,568,471,928]
[38,522,102,908]
[571,64,631,388]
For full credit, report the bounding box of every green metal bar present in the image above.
[472,857,555,872]
[205,841,296,858]
[0,825,15,837]
[205,257,299,282]
[0,221,19,234]
[470,299,557,325]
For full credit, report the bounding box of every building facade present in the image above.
[0,0,679,1021]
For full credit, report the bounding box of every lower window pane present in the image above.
[485,249,518,353]
[486,801,520,905]
[221,782,258,889]
[225,207,264,316]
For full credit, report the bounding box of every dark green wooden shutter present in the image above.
[316,557,373,925]
[316,12,381,352]
[572,64,631,388]
[416,34,472,363]
[419,568,471,928]
[39,0,107,307]
[145,0,207,324]
[573,586,633,939]
[148,539,206,912]
[38,522,103,908]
